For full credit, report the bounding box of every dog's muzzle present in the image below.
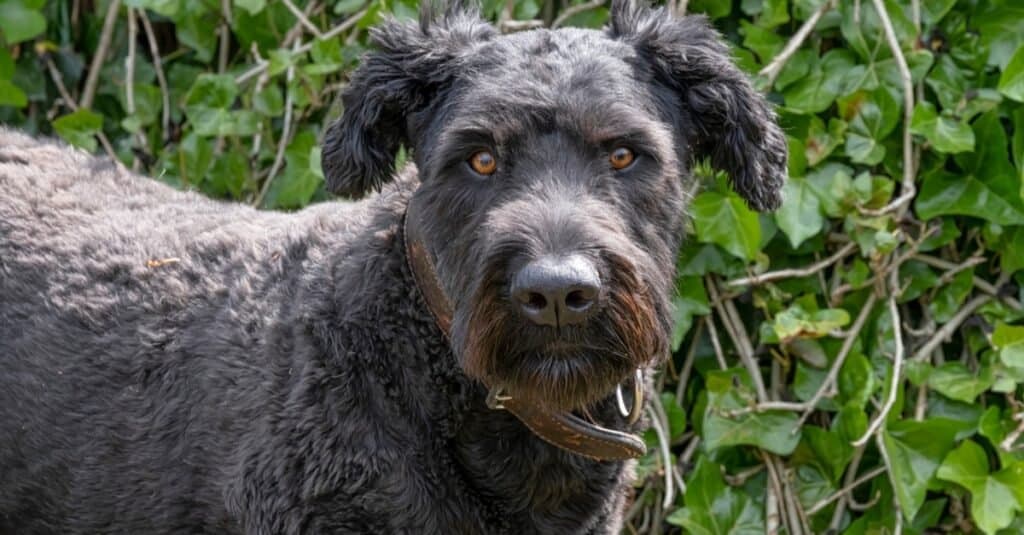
[403,193,647,462]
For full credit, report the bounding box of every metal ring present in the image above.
[615,368,645,424]
[486,385,512,410]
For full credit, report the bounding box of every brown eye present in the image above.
[610,147,635,170]
[469,151,497,175]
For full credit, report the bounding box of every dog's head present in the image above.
[322,0,786,411]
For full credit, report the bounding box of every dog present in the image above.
[0,1,785,532]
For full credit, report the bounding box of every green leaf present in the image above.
[937,441,1024,534]
[52,109,103,152]
[691,191,762,261]
[784,50,856,114]
[670,276,710,351]
[666,457,765,534]
[993,322,1024,368]
[0,0,46,43]
[703,369,802,455]
[775,175,824,248]
[975,5,1024,69]
[771,305,850,343]
[0,79,27,107]
[910,102,974,154]
[840,89,900,165]
[926,362,994,403]
[262,130,325,209]
[882,419,961,520]
[233,0,265,15]
[998,45,1024,102]
[916,169,1024,225]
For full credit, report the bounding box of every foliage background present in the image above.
[3,0,1024,532]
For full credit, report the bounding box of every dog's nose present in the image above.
[511,255,600,327]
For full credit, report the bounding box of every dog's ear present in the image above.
[609,0,786,211]
[322,4,494,198]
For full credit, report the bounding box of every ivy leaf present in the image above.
[840,89,900,165]
[975,5,1024,69]
[775,175,824,248]
[910,102,974,154]
[702,369,802,455]
[670,276,710,351]
[233,0,265,15]
[770,305,850,343]
[992,322,1024,368]
[691,191,761,261]
[784,50,857,114]
[882,419,961,520]
[0,0,47,43]
[262,130,324,209]
[926,362,995,403]
[937,441,1024,534]
[998,45,1024,102]
[666,457,764,534]
[52,109,103,152]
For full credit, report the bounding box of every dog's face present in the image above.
[322,1,786,411]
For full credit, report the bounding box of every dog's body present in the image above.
[0,131,630,533]
[0,2,785,533]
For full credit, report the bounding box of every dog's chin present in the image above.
[481,348,637,412]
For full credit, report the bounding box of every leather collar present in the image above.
[402,194,647,462]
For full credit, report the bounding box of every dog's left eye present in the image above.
[468,151,498,176]
[609,147,635,170]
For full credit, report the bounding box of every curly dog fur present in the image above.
[0,2,785,532]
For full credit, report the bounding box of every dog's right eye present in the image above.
[468,151,497,176]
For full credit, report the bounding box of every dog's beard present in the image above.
[459,252,666,412]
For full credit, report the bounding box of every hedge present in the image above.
[3,0,1024,532]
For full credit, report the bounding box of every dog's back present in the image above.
[0,129,358,532]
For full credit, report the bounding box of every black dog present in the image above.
[0,1,785,533]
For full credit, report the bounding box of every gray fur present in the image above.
[0,2,784,533]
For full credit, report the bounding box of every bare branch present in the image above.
[282,0,325,39]
[871,0,916,218]
[552,0,605,29]
[851,291,904,447]
[137,10,171,139]
[81,0,122,109]
[913,254,1021,310]
[807,466,887,516]
[254,40,301,207]
[910,294,992,362]
[794,292,879,431]
[758,0,835,87]
[728,242,857,288]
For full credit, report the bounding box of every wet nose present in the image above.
[510,255,601,327]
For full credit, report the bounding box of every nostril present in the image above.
[565,289,593,311]
[525,292,548,311]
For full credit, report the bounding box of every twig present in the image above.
[852,292,904,446]
[219,0,233,73]
[910,294,992,362]
[236,7,368,85]
[999,410,1024,452]
[675,318,702,402]
[708,276,767,401]
[552,0,605,28]
[913,254,1021,309]
[870,0,916,218]
[124,8,143,170]
[253,40,300,207]
[282,0,324,39]
[728,242,857,287]
[81,0,121,109]
[758,0,835,87]
[794,293,879,432]
[137,10,171,139]
[646,404,675,509]
[807,466,887,515]
[704,313,729,370]
[43,56,120,164]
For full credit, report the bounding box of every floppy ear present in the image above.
[321,5,494,198]
[609,0,787,211]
